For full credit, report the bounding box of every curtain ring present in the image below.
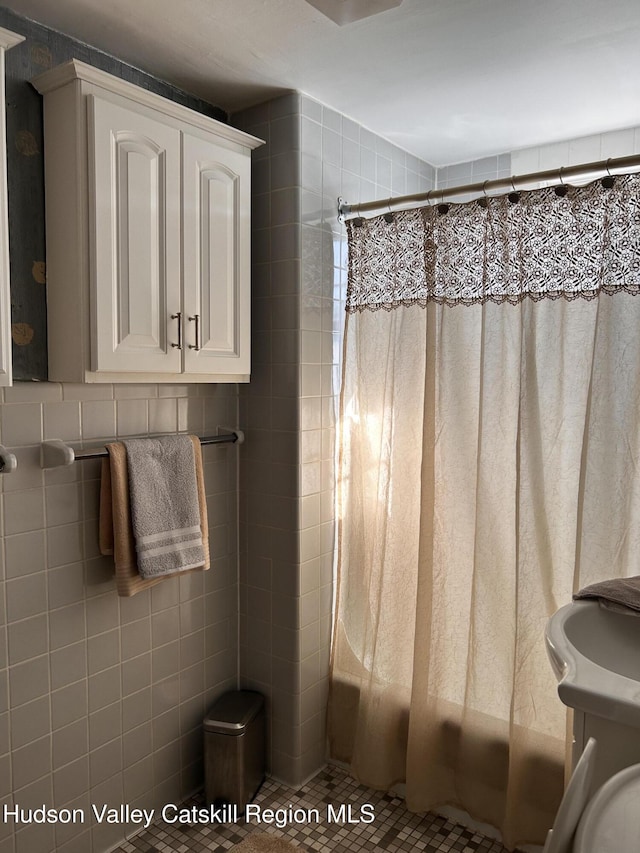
[477,180,489,209]
[508,175,520,204]
[555,166,568,197]
[383,198,394,223]
[602,158,615,189]
[437,189,450,215]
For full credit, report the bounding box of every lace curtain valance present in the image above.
[346,172,640,312]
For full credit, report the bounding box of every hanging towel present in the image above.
[573,575,640,612]
[99,435,209,596]
[124,435,206,578]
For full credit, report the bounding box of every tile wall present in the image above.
[0,381,240,853]
[232,95,435,785]
[510,125,640,178]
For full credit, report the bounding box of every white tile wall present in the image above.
[511,125,640,181]
[0,381,239,853]
[232,93,435,786]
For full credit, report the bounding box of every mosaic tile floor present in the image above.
[113,765,511,853]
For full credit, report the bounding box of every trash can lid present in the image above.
[204,690,264,735]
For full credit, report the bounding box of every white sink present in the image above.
[545,600,640,728]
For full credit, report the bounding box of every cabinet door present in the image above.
[182,133,250,376]
[89,95,182,374]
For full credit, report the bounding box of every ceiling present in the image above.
[5,0,640,166]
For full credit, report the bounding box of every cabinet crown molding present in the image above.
[0,27,25,50]
[32,59,264,152]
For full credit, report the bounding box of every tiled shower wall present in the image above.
[232,94,435,785]
[0,382,240,853]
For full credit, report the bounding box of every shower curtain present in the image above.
[328,174,640,849]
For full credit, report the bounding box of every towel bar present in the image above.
[0,444,17,474]
[40,430,244,469]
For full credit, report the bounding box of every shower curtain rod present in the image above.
[337,153,640,221]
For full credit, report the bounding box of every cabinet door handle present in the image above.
[170,312,182,349]
[188,314,201,351]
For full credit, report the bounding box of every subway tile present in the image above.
[89,703,121,750]
[12,735,51,789]
[391,161,407,195]
[50,680,87,732]
[300,96,322,123]
[154,738,181,785]
[300,153,322,194]
[120,589,151,624]
[121,619,151,661]
[271,152,300,191]
[88,666,121,712]
[599,128,636,158]
[179,661,204,702]
[50,643,86,696]
[179,600,205,636]
[43,401,81,441]
[301,117,322,161]
[53,718,88,770]
[53,756,89,805]
[122,686,152,732]
[10,695,50,749]
[5,382,62,404]
[151,577,180,612]
[90,738,122,788]
[321,106,341,133]
[53,793,90,849]
[270,92,300,119]
[178,397,205,434]
[148,398,177,435]
[3,489,45,535]
[113,384,157,400]
[45,482,82,527]
[49,603,86,651]
[123,722,153,767]
[5,529,46,578]
[86,594,119,637]
[81,400,116,440]
[270,114,300,155]
[1,402,42,446]
[568,134,601,166]
[376,154,392,189]
[152,639,180,682]
[6,573,47,623]
[6,613,49,665]
[122,653,151,696]
[116,399,148,436]
[471,155,499,178]
[271,224,300,262]
[151,607,180,648]
[62,383,113,401]
[152,675,180,718]
[14,821,55,853]
[124,754,154,801]
[47,562,85,609]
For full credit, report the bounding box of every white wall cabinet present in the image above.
[33,60,262,383]
[0,27,25,386]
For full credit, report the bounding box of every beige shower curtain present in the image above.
[328,175,640,849]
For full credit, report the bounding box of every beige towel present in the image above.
[573,575,640,612]
[99,435,209,597]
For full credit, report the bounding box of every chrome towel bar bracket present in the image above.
[0,444,18,473]
[40,430,244,469]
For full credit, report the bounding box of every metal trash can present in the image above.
[204,689,265,813]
